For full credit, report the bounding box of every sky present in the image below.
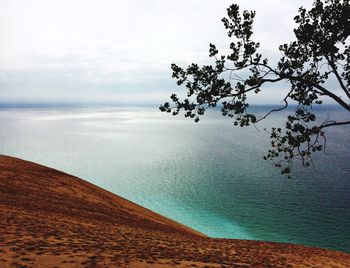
[0,0,317,105]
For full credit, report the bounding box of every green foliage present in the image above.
[160,0,350,176]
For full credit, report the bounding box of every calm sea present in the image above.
[0,105,349,252]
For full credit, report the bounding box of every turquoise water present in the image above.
[0,105,349,252]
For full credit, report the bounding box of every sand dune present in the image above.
[0,155,349,267]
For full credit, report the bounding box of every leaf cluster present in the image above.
[160,0,350,176]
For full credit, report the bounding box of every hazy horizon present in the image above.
[1,0,326,105]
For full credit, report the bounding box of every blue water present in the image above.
[0,105,349,252]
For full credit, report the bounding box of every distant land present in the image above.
[0,155,349,267]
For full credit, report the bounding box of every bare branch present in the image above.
[320,120,350,128]
[326,54,350,99]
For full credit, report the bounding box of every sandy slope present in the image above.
[0,155,349,268]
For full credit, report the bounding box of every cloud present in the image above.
[0,0,316,104]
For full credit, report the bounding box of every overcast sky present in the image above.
[0,0,315,105]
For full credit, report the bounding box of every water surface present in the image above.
[0,105,349,252]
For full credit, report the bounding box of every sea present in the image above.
[0,104,349,252]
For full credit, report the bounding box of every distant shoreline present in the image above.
[0,102,343,109]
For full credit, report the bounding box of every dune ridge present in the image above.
[0,154,349,267]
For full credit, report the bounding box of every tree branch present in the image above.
[326,55,350,99]
[256,90,291,123]
[287,75,350,112]
[320,120,350,129]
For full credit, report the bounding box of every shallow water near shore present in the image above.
[0,105,349,252]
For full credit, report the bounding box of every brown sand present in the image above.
[0,154,349,268]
